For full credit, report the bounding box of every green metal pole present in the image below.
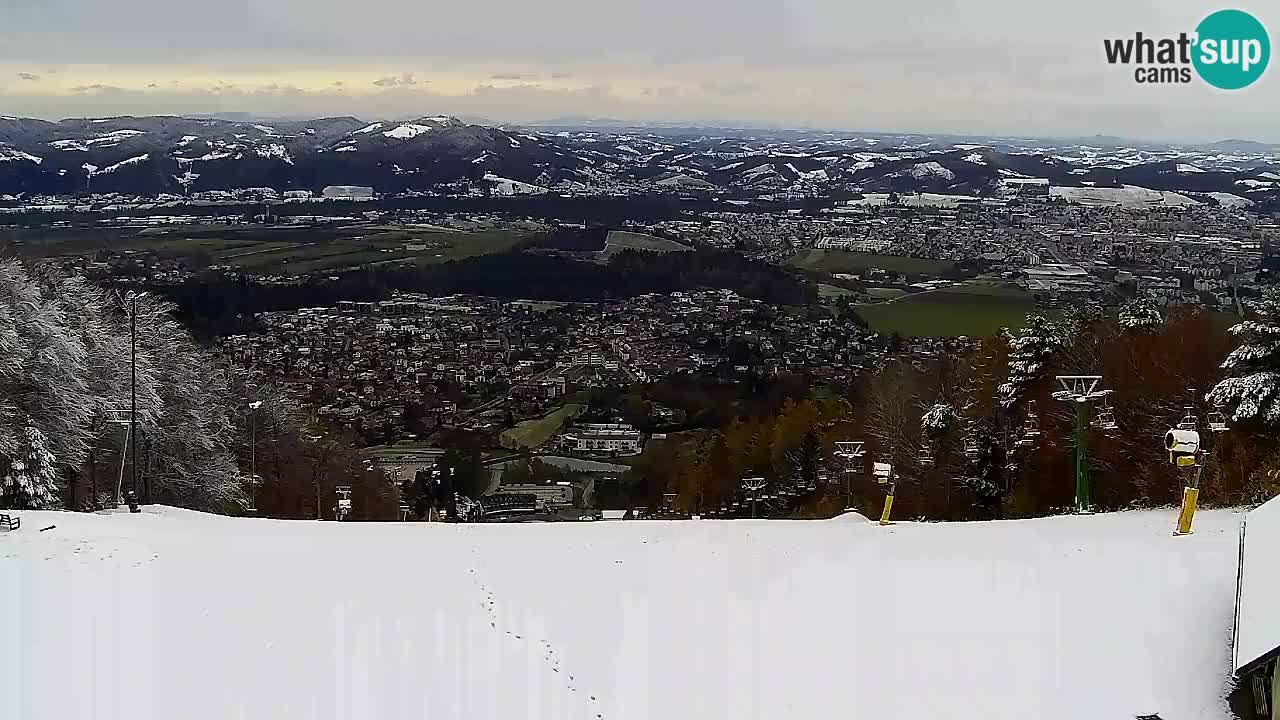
[1074,402,1091,512]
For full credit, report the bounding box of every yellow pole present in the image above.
[1174,463,1202,536]
[879,489,894,526]
[1174,486,1199,536]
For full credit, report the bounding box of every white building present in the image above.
[564,423,643,455]
[1233,493,1280,719]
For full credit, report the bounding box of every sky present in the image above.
[1,0,1276,142]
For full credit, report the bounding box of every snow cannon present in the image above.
[1164,429,1200,459]
[872,461,895,526]
[1164,427,1207,536]
[872,462,894,485]
[335,485,352,521]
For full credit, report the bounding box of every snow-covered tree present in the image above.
[921,402,959,438]
[0,260,96,466]
[997,315,1065,409]
[130,292,245,511]
[1118,298,1163,331]
[1063,302,1104,333]
[0,262,255,512]
[958,425,1009,516]
[2,424,59,509]
[46,274,162,426]
[1207,286,1280,425]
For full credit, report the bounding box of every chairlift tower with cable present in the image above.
[1052,375,1115,514]
[741,476,767,519]
[833,441,865,510]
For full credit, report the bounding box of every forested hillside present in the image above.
[0,260,379,515]
[636,296,1280,520]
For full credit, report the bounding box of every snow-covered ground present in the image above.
[1050,184,1199,208]
[0,507,1243,720]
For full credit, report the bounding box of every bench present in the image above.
[0,513,19,531]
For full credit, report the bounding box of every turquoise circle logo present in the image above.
[1192,9,1270,89]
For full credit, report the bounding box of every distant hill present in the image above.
[1,114,1279,202]
[0,114,588,196]
[1204,139,1276,153]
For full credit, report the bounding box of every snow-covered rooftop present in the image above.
[1234,494,1280,674]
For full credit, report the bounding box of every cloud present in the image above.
[372,73,421,88]
[700,80,757,97]
[16,72,40,82]
[70,84,126,94]
[643,86,683,99]
[252,83,308,96]
[0,0,1275,141]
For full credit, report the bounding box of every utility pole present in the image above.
[128,291,138,503]
[248,400,263,513]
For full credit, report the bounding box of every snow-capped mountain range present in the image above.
[0,115,580,196]
[2,114,1279,203]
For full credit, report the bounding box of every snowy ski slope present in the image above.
[0,507,1243,720]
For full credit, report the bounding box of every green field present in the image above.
[857,297,1033,337]
[865,287,908,300]
[604,230,692,254]
[4,223,531,275]
[817,283,857,299]
[213,229,527,274]
[787,249,956,276]
[855,283,1037,337]
[499,404,585,450]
